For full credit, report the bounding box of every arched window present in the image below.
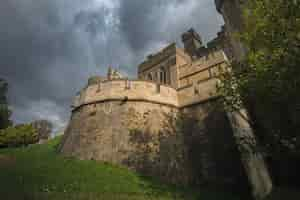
[159,68,167,84]
[148,73,153,81]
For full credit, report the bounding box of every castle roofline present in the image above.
[138,44,193,75]
[182,28,202,43]
[141,43,176,63]
[138,43,177,72]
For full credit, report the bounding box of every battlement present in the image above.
[72,80,179,110]
[179,49,227,81]
[73,69,224,110]
[138,43,177,73]
[73,43,228,110]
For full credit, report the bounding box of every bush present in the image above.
[0,124,38,148]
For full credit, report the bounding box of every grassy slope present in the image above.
[0,137,244,200]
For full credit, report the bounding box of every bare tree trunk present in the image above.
[227,109,272,200]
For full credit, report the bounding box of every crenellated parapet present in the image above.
[72,48,228,111]
[72,79,179,110]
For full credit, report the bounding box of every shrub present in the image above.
[0,124,38,148]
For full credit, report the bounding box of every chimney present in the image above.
[181,28,203,58]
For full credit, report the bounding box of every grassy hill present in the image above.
[0,136,246,200]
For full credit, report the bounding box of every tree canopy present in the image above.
[218,0,300,157]
[0,124,38,148]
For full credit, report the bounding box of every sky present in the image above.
[0,0,224,133]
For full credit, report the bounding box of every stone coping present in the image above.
[72,79,221,111]
[73,80,179,109]
[87,78,173,88]
[72,95,221,113]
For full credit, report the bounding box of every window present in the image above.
[159,68,167,84]
[148,73,153,81]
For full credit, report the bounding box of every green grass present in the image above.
[0,136,245,200]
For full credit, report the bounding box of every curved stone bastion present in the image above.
[72,79,179,109]
[59,79,247,186]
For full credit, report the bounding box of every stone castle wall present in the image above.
[60,78,247,187]
[138,43,191,89]
[177,50,228,107]
[60,27,247,188]
[61,99,246,187]
[73,80,179,108]
[61,100,174,165]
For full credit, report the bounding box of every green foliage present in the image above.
[0,124,38,148]
[218,0,300,157]
[0,137,245,200]
[0,78,12,129]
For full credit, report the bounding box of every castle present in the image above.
[59,1,275,199]
[59,29,250,187]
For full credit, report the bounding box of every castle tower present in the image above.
[107,66,123,80]
[181,28,203,58]
[61,29,250,191]
[137,43,191,89]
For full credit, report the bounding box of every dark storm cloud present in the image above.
[0,0,114,131]
[118,0,173,51]
[0,0,223,132]
[119,0,224,52]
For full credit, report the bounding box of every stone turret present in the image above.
[107,66,123,80]
[181,28,203,58]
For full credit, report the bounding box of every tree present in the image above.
[217,1,300,185]
[0,78,12,129]
[0,124,38,148]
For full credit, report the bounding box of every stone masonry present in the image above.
[60,29,248,188]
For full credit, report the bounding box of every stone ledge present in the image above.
[72,78,222,111]
[72,98,179,113]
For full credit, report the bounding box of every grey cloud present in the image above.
[0,0,223,132]
[1,0,113,129]
[118,0,224,52]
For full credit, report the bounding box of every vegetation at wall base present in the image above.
[0,136,249,200]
